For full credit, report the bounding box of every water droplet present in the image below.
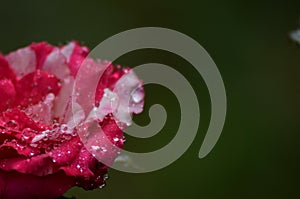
[45,93,55,101]
[121,135,126,143]
[60,124,69,132]
[100,147,107,152]
[113,137,119,142]
[30,143,38,147]
[99,182,106,189]
[31,132,47,143]
[131,87,144,103]
[45,146,52,153]
[91,145,100,151]
[22,128,35,140]
[103,173,109,180]
[70,129,77,136]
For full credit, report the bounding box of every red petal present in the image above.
[0,79,16,111]
[30,42,54,69]
[0,55,16,81]
[66,41,89,76]
[3,108,47,131]
[0,170,74,199]
[50,136,81,166]
[15,70,61,107]
[0,155,53,176]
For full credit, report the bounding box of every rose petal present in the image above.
[0,170,74,199]
[15,70,61,107]
[42,48,70,81]
[65,41,89,76]
[24,93,55,125]
[113,70,144,126]
[0,79,16,111]
[30,42,54,69]
[78,117,123,166]
[95,64,126,106]
[5,47,36,78]
[0,154,53,176]
[3,108,47,131]
[0,55,16,81]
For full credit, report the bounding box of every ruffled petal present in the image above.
[5,47,36,79]
[30,42,54,69]
[15,70,61,107]
[63,41,89,76]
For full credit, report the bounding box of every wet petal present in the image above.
[5,47,36,78]
[15,70,61,107]
[30,42,54,69]
[0,55,16,81]
[0,79,16,111]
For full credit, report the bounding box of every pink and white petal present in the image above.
[30,42,54,69]
[42,47,71,81]
[66,41,89,76]
[74,58,106,115]
[5,47,36,79]
[60,41,75,62]
[24,93,55,125]
[77,118,123,167]
[113,70,144,126]
[95,88,119,121]
[53,76,74,121]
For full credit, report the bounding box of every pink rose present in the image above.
[0,41,144,198]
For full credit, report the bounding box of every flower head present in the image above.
[0,41,144,198]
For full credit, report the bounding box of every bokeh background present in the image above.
[0,0,299,198]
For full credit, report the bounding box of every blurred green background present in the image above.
[0,0,299,198]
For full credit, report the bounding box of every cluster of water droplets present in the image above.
[88,134,126,157]
[29,122,79,148]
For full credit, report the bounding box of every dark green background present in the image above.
[0,0,299,198]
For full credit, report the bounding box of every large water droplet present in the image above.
[99,182,106,189]
[131,86,144,103]
[22,128,35,140]
[60,124,69,132]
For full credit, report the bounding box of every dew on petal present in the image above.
[99,182,106,189]
[131,86,144,103]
